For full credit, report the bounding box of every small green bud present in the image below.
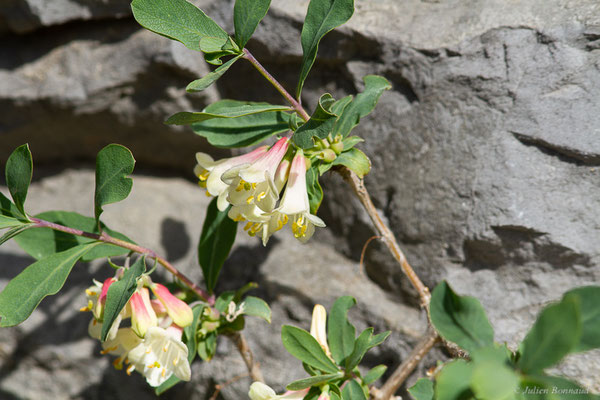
[201,320,220,333]
[330,141,344,155]
[318,149,337,163]
[203,307,220,321]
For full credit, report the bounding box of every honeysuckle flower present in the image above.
[310,304,331,358]
[194,145,269,211]
[150,283,193,328]
[272,149,325,243]
[248,382,309,400]
[100,327,142,370]
[130,287,158,338]
[127,326,191,387]
[82,280,123,341]
[224,138,290,214]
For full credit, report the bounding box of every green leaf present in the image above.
[197,331,217,361]
[186,54,243,92]
[408,378,434,400]
[101,257,146,341]
[0,243,99,327]
[517,296,581,374]
[368,331,390,349]
[330,95,353,116]
[0,215,29,229]
[0,224,34,247]
[345,328,372,370]
[215,290,235,312]
[341,379,367,400]
[166,103,291,125]
[5,144,33,218]
[471,360,519,400]
[363,365,387,385]
[327,296,357,364]
[435,360,475,400]
[281,325,340,373]
[241,296,271,323]
[306,166,324,214]
[0,192,25,221]
[297,0,354,97]
[14,211,134,262]
[333,147,371,178]
[430,281,495,353]
[292,93,337,149]
[333,75,391,138]
[94,144,135,224]
[342,136,364,151]
[286,372,343,391]
[233,0,271,48]
[131,0,230,52]
[563,286,600,352]
[198,198,238,293]
[192,102,291,148]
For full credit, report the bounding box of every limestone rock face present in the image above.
[1,0,600,397]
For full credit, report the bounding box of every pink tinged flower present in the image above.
[248,382,310,400]
[127,326,191,387]
[318,393,331,400]
[310,304,331,358]
[150,283,193,328]
[237,137,290,184]
[130,288,158,338]
[194,146,269,211]
[93,277,115,319]
[276,150,325,243]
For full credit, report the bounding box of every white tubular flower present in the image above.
[195,146,269,211]
[130,287,158,338]
[248,382,309,400]
[276,149,325,243]
[127,326,191,387]
[100,327,142,370]
[310,304,331,358]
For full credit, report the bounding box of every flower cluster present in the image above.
[82,275,193,387]
[194,137,325,245]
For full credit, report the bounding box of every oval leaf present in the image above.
[5,144,33,218]
[131,0,230,52]
[14,211,134,262]
[408,378,434,400]
[292,93,337,149]
[297,0,354,97]
[563,286,600,352]
[332,148,371,178]
[241,296,271,323]
[94,144,135,224]
[286,372,343,391]
[470,361,519,400]
[363,365,387,385]
[327,296,356,364]
[0,243,99,327]
[166,102,290,125]
[101,256,146,341]
[198,198,237,292]
[430,281,494,354]
[234,0,272,48]
[341,379,366,400]
[186,54,243,92]
[435,360,474,400]
[517,296,581,374]
[345,328,373,371]
[281,325,340,373]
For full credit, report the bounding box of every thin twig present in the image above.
[336,168,431,307]
[359,235,383,276]
[31,218,214,304]
[226,332,264,383]
[209,372,250,400]
[242,49,311,122]
[372,329,440,400]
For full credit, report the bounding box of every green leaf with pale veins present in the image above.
[94,144,135,224]
[241,296,271,323]
[281,325,340,373]
[14,211,134,262]
[0,243,99,327]
[5,144,33,218]
[292,93,337,149]
[297,0,354,97]
[192,101,291,148]
[408,378,434,400]
[101,256,146,341]
[286,372,343,391]
[430,281,495,354]
[131,0,231,52]
[563,285,600,352]
[186,54,243,92]
[363,365,387,385]
[333,75,391,138]
[327,296,356,364]
[166,102,291,125]
[517,296,581,374]
[234,0,272,48]
[198,198,237,293]
[332,148,371,178]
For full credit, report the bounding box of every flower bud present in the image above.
[318,149,337,163]
[130,288,158,338]
[330,141,344,155]
[310,304,331,357]
[95,277,115,319]
[150,283,193,328]
[248,382,277,400]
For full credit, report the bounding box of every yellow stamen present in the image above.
[101,346,118,355]
[85,289,96,296]
[173,357,179,366]
[146,348,152,354]
[198,170,209,181]
[246,195,255,204]
[162,368,166,377]
[126,365,135,375]
[198,181,207,188]
[244,222,253,231]
[79,306,90,312]
[236,180,245,192]
[256,191,266,201]
[163,344,169,352]
[147,361,161,369]
[205,190,211,197]
[113,357,123,370]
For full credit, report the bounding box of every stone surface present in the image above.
[1,0,600,397]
